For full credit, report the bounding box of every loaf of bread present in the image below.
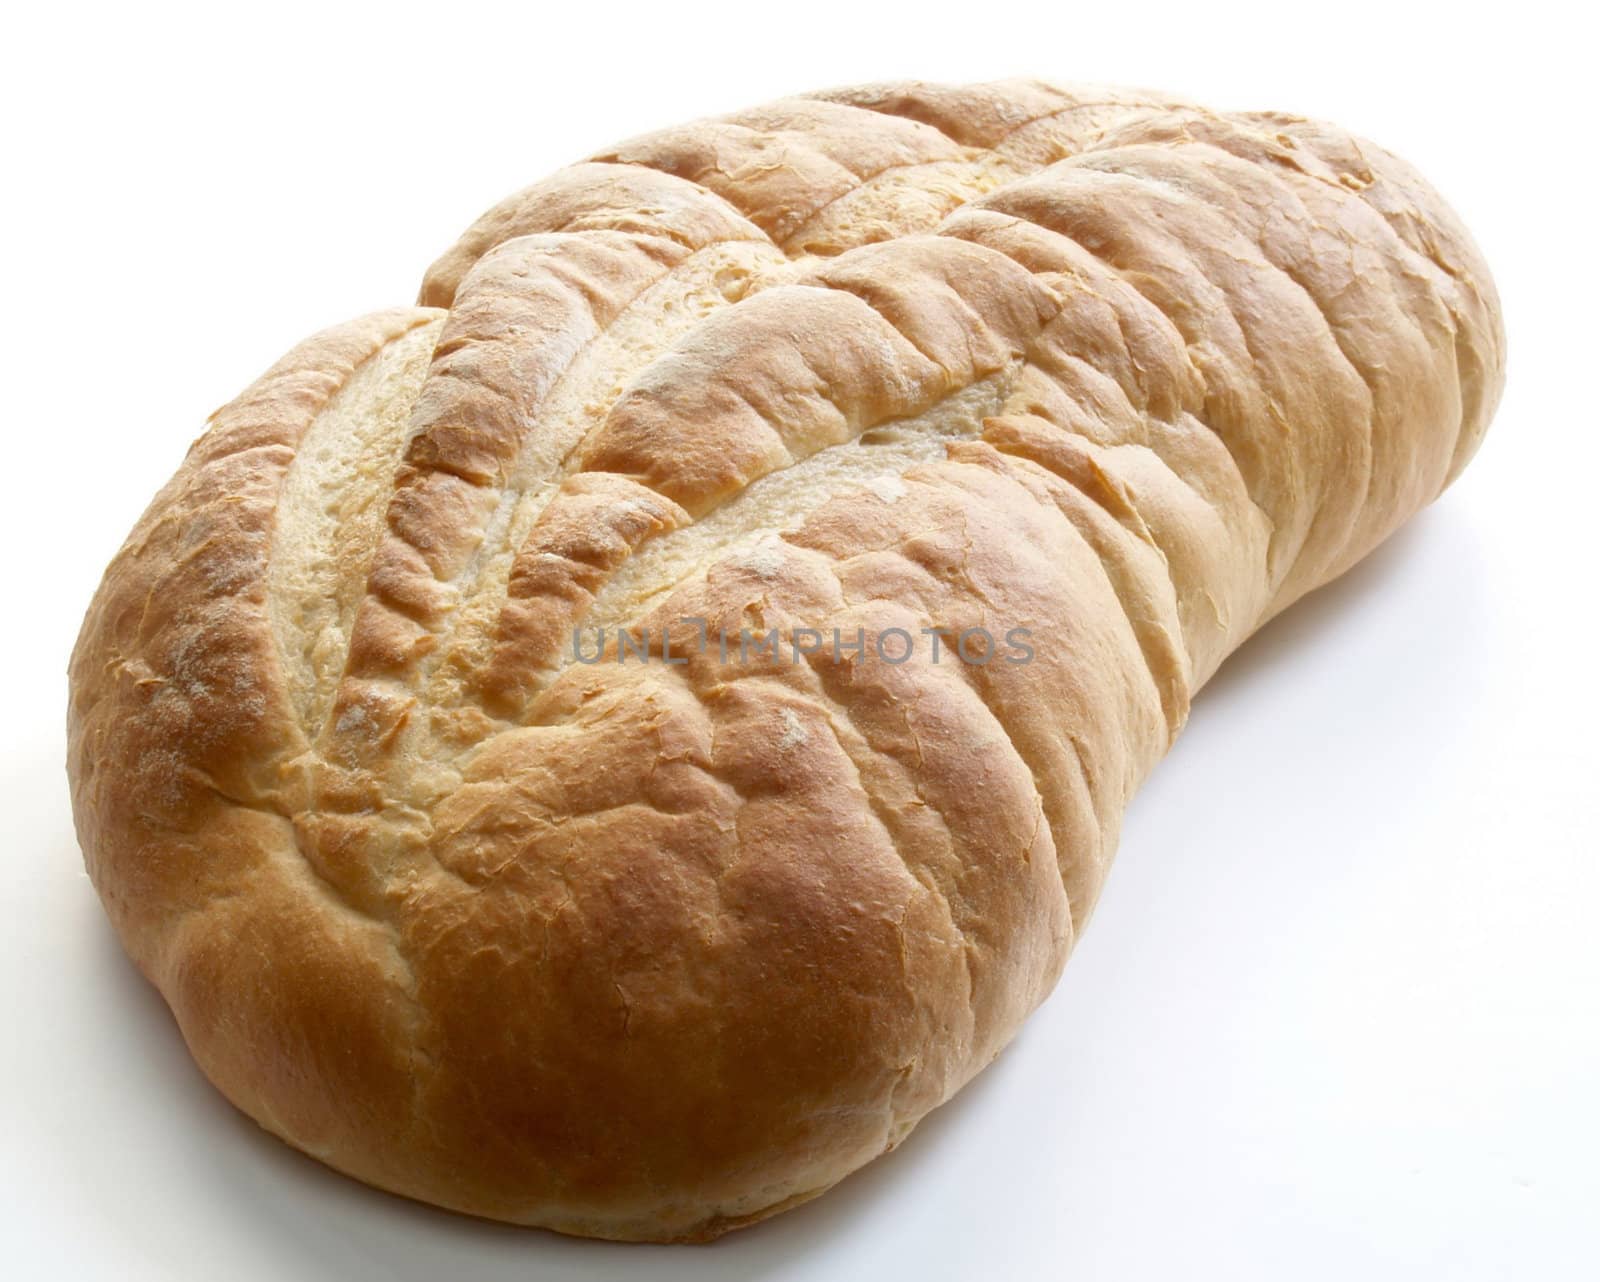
[67,79,1504,1241]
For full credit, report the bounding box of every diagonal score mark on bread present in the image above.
[68,79,1505,1242]
[267,314,446,741]
[575,369,1019,638]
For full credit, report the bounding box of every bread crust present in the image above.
[67,79,1504,1241]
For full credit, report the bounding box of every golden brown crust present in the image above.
[67,80,1504,1241]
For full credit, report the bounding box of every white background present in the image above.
[3,3,1596,1278]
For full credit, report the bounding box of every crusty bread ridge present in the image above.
[67,79,1504,1241]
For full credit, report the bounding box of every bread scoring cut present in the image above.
[68,79,1504,1241]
